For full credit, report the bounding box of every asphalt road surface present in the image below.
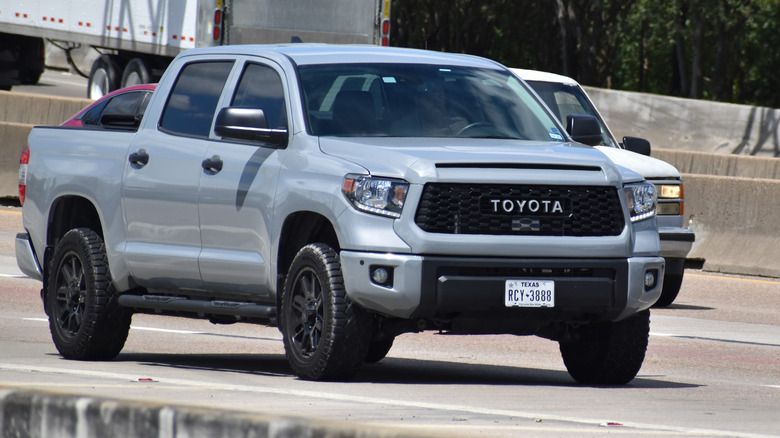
[1,203,779,438]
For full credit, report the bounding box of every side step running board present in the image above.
[118,294,276,321]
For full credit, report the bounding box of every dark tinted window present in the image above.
[298,63,562,141]
[231,63,286,129]
[80,100,110,126]
[160,61,234,137]
[103,91,152,122]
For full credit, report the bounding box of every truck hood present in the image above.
[319,137,639,184]
[595,146,681,180]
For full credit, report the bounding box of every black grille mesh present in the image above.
[414,183,625,236]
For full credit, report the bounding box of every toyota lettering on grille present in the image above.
[481,197,571,216]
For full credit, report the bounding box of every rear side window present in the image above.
[160,61,234,137]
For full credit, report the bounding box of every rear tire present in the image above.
[280,243,371,380]
[87,55,121,99]
[559,310,650,385]
[365,337,394,363]
[47,228,131,360]
[121,58,151,87]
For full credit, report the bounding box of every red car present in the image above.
[61,84,156,128]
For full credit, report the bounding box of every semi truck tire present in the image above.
[121,57,151,87]
[88,54,121,99]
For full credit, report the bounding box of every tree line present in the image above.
[390,0,780,108]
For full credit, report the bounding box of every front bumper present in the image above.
[340,251,664,327]
[659,227,695,259]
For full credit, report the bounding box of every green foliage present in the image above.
[390,0,780,108]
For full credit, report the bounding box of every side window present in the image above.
[160,61,234,137]
[231,63,286,129]
[101,91,147,119]
[80,100,110,126]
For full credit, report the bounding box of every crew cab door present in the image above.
[121,59,235,291]
[197,61,287,297]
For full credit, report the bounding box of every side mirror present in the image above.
[215,107,288,147]
[565,114,602,146]
[622,136,651,156]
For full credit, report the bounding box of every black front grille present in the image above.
[414,183,625,236]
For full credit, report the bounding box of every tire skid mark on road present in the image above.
[0,363,774,438]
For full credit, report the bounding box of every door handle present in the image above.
[128,149,149,167]
[202,155,223,174]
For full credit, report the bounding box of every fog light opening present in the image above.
[370,265,394,287]
[644,270,658,290]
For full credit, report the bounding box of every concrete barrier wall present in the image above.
[652,148,780,180]
[0,388,434,438]
[0,90,91,126]
[585,86,780,158]
[683,174,780,278]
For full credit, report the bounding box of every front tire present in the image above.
[47,228,131,360]
[280,243,371,381]
[559,310,650,385]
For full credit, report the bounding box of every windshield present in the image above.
[524,80,618,147]
[297,63,565,141]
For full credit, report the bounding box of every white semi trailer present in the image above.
[0,0,391,97]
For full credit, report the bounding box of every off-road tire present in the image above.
[365,337,394,363]
[559,310,650,385]
[47,228,131,360]
[280,243,371,380]
[654,273,683,307]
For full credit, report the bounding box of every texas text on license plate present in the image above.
[505,279,555,307]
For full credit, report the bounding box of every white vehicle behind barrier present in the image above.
[513,69,694,307]
[0,0,391,97]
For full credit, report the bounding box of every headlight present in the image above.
[624,182,657,222]
[658,184,682,199]
[656,183,683,215]
[342,174,409,218]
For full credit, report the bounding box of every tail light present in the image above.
[213,9,222,41]
[19,146,29,205]
[381,19,390,46]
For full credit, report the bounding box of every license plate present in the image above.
[505,279,555,307]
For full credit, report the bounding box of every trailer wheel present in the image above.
[47,228,131,360]
[88,55,121,99]
[121,58,151,87]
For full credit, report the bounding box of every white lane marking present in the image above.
[0,273,30,278]
[0,364,774,438]
[24,317,203,335]
[649,332,681,337]
[131,326,205,335]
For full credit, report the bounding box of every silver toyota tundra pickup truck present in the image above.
[16,44,664,384]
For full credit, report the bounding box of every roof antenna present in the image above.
[290,36,303,43]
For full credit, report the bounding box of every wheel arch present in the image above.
[276,211,339,309]
[43,196,105,293]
